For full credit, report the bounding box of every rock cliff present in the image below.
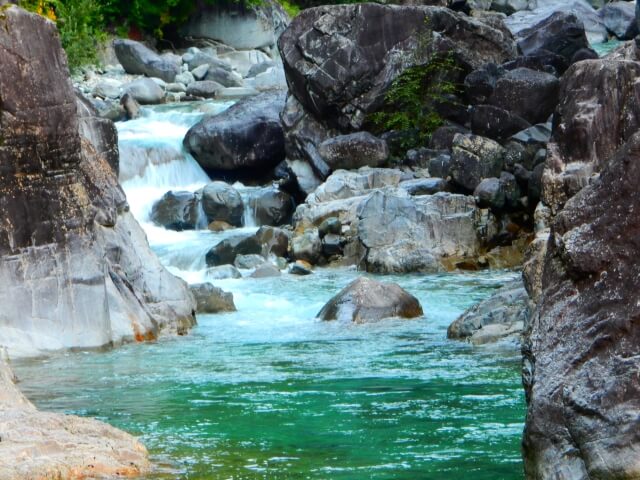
[0,6,196,357]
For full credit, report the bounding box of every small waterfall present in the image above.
[235,183,273,228]
[115,101,236,280]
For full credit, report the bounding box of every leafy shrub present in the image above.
[19,0,106,70]
[369,21,462,151]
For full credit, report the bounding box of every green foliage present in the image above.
[101,0,197,39]
[369,21,461,151]
[279,0,300,18]
[19,0,106,70]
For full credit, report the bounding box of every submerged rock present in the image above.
[0,6,195,357]
[190,283,236,313]
[447,280,528,344]
[318,277,423,323]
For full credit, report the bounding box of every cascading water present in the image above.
[13,101,526,479]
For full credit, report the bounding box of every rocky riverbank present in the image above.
[1,0,639,477]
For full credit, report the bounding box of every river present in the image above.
[13,101,525,479]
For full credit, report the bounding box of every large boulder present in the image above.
[317,277,423,323]
[113,39,180,82]
[522,131,640,480]
[599,1,637,39]
[278,3,517,132]
[505,1,608,45]
[0,6,195,357]
[513,12,594,63]
[205,234,262,266]
[200,181,244,227]
[123,78,165,105]
[184,91,286,175]
[181,0,289,50]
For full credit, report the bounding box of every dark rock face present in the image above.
[190,283,236,313]
[200,182,244,227]
[318,277,423,323]
[184,91,286,174]
[522,131,640,480]
[205,234,262,266]
[150,191,200,231]
[470,104,531,141]
[515,12,592,64]
[278,3,516,132]
[543,60,640,212]
[0,6,195,356]
[489,67,559,125]
[318,132,389,171]
[113,39,180,82]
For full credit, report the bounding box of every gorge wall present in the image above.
[0,5,196,357]
[522,55,640,478]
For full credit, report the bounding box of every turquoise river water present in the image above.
[13,102,525,479]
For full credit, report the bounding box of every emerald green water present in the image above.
[14,269,524,479]
[13,104,524,479]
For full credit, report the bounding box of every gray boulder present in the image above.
[450,134,505,191]
[447,280,528,344]
[513,12,594,63]
[191,64,210,80]
[123,78,165,105]
[184,50,232,72]
[184,91,286,173]
[149,191,200,231]
[250,263,282,278]
[186,80,223,99]
[291,228,322,264]
[205,234,262,266]
[317,277,423,323]
[474,177,505,210]
[598,1,637,39]
[206,264,242,280]
[113,39,180,82]
[205,66,244,88]
[234,254,266,270]
[255,226,290,258]
[190,283,236,313]
[318,132,389,170]
[200,181,244,227]
[399,178,448,195]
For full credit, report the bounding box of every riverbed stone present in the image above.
[447,280,528,341]
[318,132,389,170]
[113,39,180,82]
[206,264,242,280]
[150,190,200,231]
[291,228,322,264]
[318,277,423,323]
[250,263,282,278]
[250,188,295,226]
[190,283,236,313]
[235,254,267,270]
[450,134,505,191]
[186,80,224,99]
[200,181,244,227]
[123,77,165,104]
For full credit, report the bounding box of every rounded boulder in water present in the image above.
[317,276,423,323]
